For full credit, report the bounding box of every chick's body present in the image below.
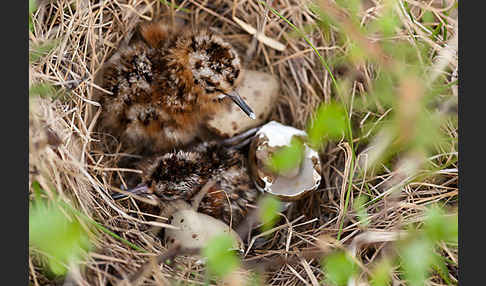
[138,142,259,227]
[95,21,245,154]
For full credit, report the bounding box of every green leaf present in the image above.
[29,0,37,14]
[370,259,393,286]
[258,196,281,233]
[431,252,452,285]
[422,11,435,23]
[29,82,57,98]
[307,102,347,148]
[400,237,434,286]
[423,206,458,243]
[371,11,400,37]
[202,234,240,278]
[29,201,92,276]
[268,137,304,174]
[322,251,358,286]
[31,181,45,205]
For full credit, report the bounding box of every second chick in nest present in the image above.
[113,140,261,228]
[94,20,255,154]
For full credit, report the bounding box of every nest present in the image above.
[29,0,458,285]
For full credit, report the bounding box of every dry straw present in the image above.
[29,0,457,285]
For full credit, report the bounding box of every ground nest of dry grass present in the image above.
[29,0,458,285]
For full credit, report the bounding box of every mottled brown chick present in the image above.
[94,20,254,154]
[113,141,260,228]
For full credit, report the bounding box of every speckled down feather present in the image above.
[94,20,243,154]
[139,142,260,227]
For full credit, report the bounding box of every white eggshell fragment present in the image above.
[264,146,321,200]
[206,70,279,138]
[249,121,322,201]
[165,209,244,251]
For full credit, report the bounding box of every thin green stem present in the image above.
[58,201,148,253]
[260,2,356,240]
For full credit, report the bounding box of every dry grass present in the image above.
[29,0,457,285]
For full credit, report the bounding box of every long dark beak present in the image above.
[111,184,149,200]
[226,92,256,119]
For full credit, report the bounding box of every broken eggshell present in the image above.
[206,69,279,138]
[165,209,244,252]
[249,121,322,201]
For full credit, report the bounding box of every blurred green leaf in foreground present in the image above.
[29,183,92,276]
[202,234,240,279]
[268,137,304,174]
[307,101,347,148]
[398,205,458,286]
[322,251,358,286]
[258,195,281,233]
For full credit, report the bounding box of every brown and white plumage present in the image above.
[94,20,254,154]
[118,142,260,228]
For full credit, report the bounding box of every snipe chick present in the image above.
[113,141,260,228]
[94,20,255,154]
